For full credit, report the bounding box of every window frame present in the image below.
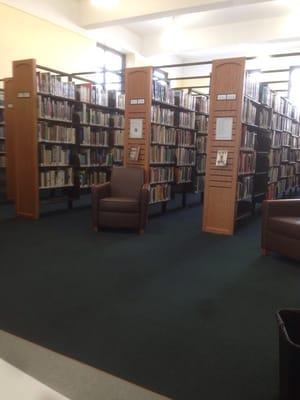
[96,42,126,92]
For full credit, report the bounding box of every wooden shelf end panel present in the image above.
[13,59,39,219]
[202,57,246,235]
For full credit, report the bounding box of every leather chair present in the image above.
[261,199,300,260]
[92,167,149,234]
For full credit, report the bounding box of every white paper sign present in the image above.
[216,117,233,140]
[129,119,143,138]
[216,150,228,166]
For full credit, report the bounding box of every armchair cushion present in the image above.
[269,217,300,240]
[111,167,144,199]
[99,197,139,213]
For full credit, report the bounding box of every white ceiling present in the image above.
[124,1,289,36]
[2,0,300,72]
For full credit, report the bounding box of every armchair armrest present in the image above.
[262,199,300,252]
[92,182,111,230]
[139,183,150,232]
[263,199,300,218]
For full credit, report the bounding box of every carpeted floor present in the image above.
[0,203,299,400]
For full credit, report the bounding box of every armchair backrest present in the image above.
[111,167,144,199]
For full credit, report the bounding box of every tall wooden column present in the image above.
[124,67,152,180]
[4,78,16,201]
[203,58,246,235]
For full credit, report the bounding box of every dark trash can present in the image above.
[277,309,300,400]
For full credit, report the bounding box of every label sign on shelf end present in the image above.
[17,92,31,98]
[217,93,236,101]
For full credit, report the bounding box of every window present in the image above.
[96,43,126,92]
[289,67,300,106]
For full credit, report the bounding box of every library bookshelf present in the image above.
[0,83,5,199]
[124,66,199,207]
[194,94,209,196]
[12,59,125,219]
[4,78,17,201]
[203,57,300,235]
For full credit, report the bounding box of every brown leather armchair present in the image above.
[261,199,300,260]
[92,167,149,234]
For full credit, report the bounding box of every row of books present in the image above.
[281,147,290,161]
[245,73,260,101]
[151,126,176,145]
[110,114,125,129]
[176,148,196,166]
[79,104,110,126]
[39,145,70,165]
[0,91,4,107]
[196,155,206,174]
[150,166,174,184]
[174,90,196,111]
[237,176,253,201]
[271,131,281,147]
[150,183,171,204]
[239,152,256,174]
[242,98,257,125]
[37,72,75,99]
[269,167,279,183]
[150,146,175,164]
[176,112,196,129]
[176,166,193,183]
[241,127,256,149]
[291,122,299,136]
[151,106,174,126]
[195,115,208,132]
[258,108,271,129]
[194,175,205,193]
[38,123,76,143]
[38,96,73,121]
[76,86,125,110]
[78,148,108,166]
[39,168,73,188]
[280,164,295,178]
[80,171,107,187]
[0,155,5,167]
[195,96,209,114]
[152,80,174,105]
[177,130,195,147]
[112,147,124,162]
[260,84,272,107]
[108,91,125,110]
[196,136,207,153]
[269,149,281,166]
[112,130,124,146]
[80,128,108,147]
[76,84,107,106]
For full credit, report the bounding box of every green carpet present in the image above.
[0,203,299,399]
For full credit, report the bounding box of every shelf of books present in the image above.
[203,56,300,235]
[124,66,198,206]
[203,58,270,234]
[0,85,5,200]
[12,59,125,219]
[73,84,125,192]
[194,94,209,195]
[269,94,300,199]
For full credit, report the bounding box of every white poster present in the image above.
[216,117,233,140]
[216,150,228,166]
[129,119,143,139]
